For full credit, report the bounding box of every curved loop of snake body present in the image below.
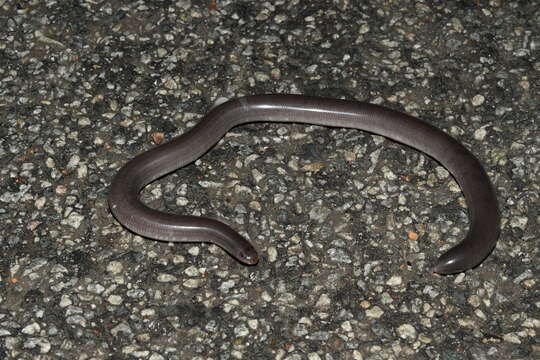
[108,95,500,274]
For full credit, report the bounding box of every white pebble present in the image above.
[386,275,402,286]
[435,166,449,179]
[157,273,177,282]
[64,212,84,229]
[472,94,485,106]
[503,332,521,344]
[454,273,466,284]
[474,127,487,141]
[188,246,200,256]
[183,279,202,288]
[248,319,259,330]
[315,294,331,308]
[267,247,278,262]
[522,318,540,328]
[22,322,41,335]
[183,266,200,277]
[59,295,72,308]
[107,261,124,275]
[108,295,123,305]
[141,309,155,317]
[365,306,384,319]
[397,324,417,340]
[66,154,80,170]
[234,323,249,337]
[219,280,236,292]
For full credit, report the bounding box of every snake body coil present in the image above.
[108,95,500,274]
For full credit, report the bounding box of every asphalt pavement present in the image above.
[0,1,538,359]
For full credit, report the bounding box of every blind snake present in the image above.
[108,95,500,274]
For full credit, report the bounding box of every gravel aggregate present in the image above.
[0,0,539,359]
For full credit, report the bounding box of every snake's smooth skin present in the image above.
[108,94,500,274]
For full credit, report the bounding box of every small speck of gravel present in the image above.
[183,279,203,288]
[471,94,486,106]
[386,275,402,286]
[327,248,352,263]
[219,280,236,292]
[21,323,40,335]
[107,295,123,305]
[474,127,488,141]
[366,306,384,319]
[397,324,417,340]
[157,273,177,282]
[107,261,124,275]
[315,294,332,308]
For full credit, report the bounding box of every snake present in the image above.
[108,94,500,274]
